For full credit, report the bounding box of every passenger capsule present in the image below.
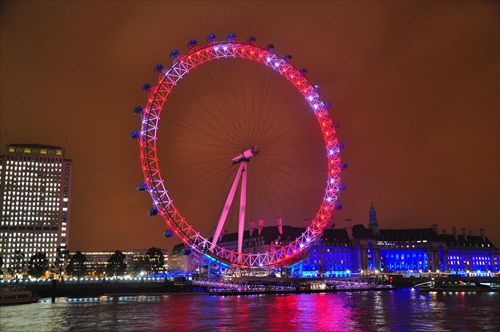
[163,229,174,238]
[300,68,308,74]
[206,34,216,43]
[284,55,292,61]
[129,131,140,140]
[339,142,345,149]
[169,49,180,59]
[137,183,148,192]
[154,64,164,73]
[341,163,348,170]
[133,106,143,115]
[142,83,152,93]
[247,36,256,44]
[266,44,275,51]
[148,208,158,216]
[336,204,343,210]
[340,183,347,191]
[187,39,197,49]
[227,33,236,41]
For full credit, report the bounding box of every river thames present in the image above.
[1,289,499,331]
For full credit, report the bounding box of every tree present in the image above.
[146,247,165,274]
[10,250,26,278]
[133,257,150,276]
[54,246,69,278]
[66,251,87,278]
[28,252,49,279]
[106,250,127,277]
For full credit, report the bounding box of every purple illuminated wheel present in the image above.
[133,34,343,269]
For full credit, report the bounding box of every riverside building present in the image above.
[169,205,499,278]
[0,144,72,274]
[74,250,169,277]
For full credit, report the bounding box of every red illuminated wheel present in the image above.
[132,33,343,270]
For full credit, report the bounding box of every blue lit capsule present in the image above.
[154,64,164,73]
[187,39,197,49]
[163,229,173,238]
[340,183,347,191]
[339,142,345,149]
[148,208,158,216]
[227,33,236,41]
[247,36,256,44]
[137,183,147,192]
[336,204,343,210]
[300,68,308,74]
[129,131,140,139]
[207,34,216,43]
[169,49,180,59]
[284,55,292,61]
[142,83,151,92]
[341,163,348,170]
[266,44,275,51]
[133,106,143,115]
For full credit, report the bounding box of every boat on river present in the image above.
[415,280,499,293]
[0,286,40,305]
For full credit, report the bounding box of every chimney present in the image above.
[250,220,256,237]
[452,227,457,240]
[468,230,473,236]
[431,224,438,233]
[277,217,283,235]
[345,218,353,240]
[258,218,264,236]
[480,228,485,241]
[461,227,467,241]
[442,229,447,235]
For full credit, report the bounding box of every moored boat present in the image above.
[415,281,499,293]
[0,286,40,305]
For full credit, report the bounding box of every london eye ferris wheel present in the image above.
[131,33,344,270]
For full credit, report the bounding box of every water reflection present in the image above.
[1,290,499,331]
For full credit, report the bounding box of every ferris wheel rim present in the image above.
[137,36,342,269]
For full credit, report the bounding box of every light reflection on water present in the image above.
[1,290,499,331]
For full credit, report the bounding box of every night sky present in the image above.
[1,1,498,251]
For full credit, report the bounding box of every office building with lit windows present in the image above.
[0,144,72,273]
[74,250,169,276]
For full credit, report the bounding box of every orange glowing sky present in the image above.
[1,1,498,250]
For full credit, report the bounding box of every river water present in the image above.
[1,289,499,331]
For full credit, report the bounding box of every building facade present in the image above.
[169,206,499,278]
[168,244,199,275]
[0,144,72,273]
[72,250,169,277]
[335,206,499,278]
